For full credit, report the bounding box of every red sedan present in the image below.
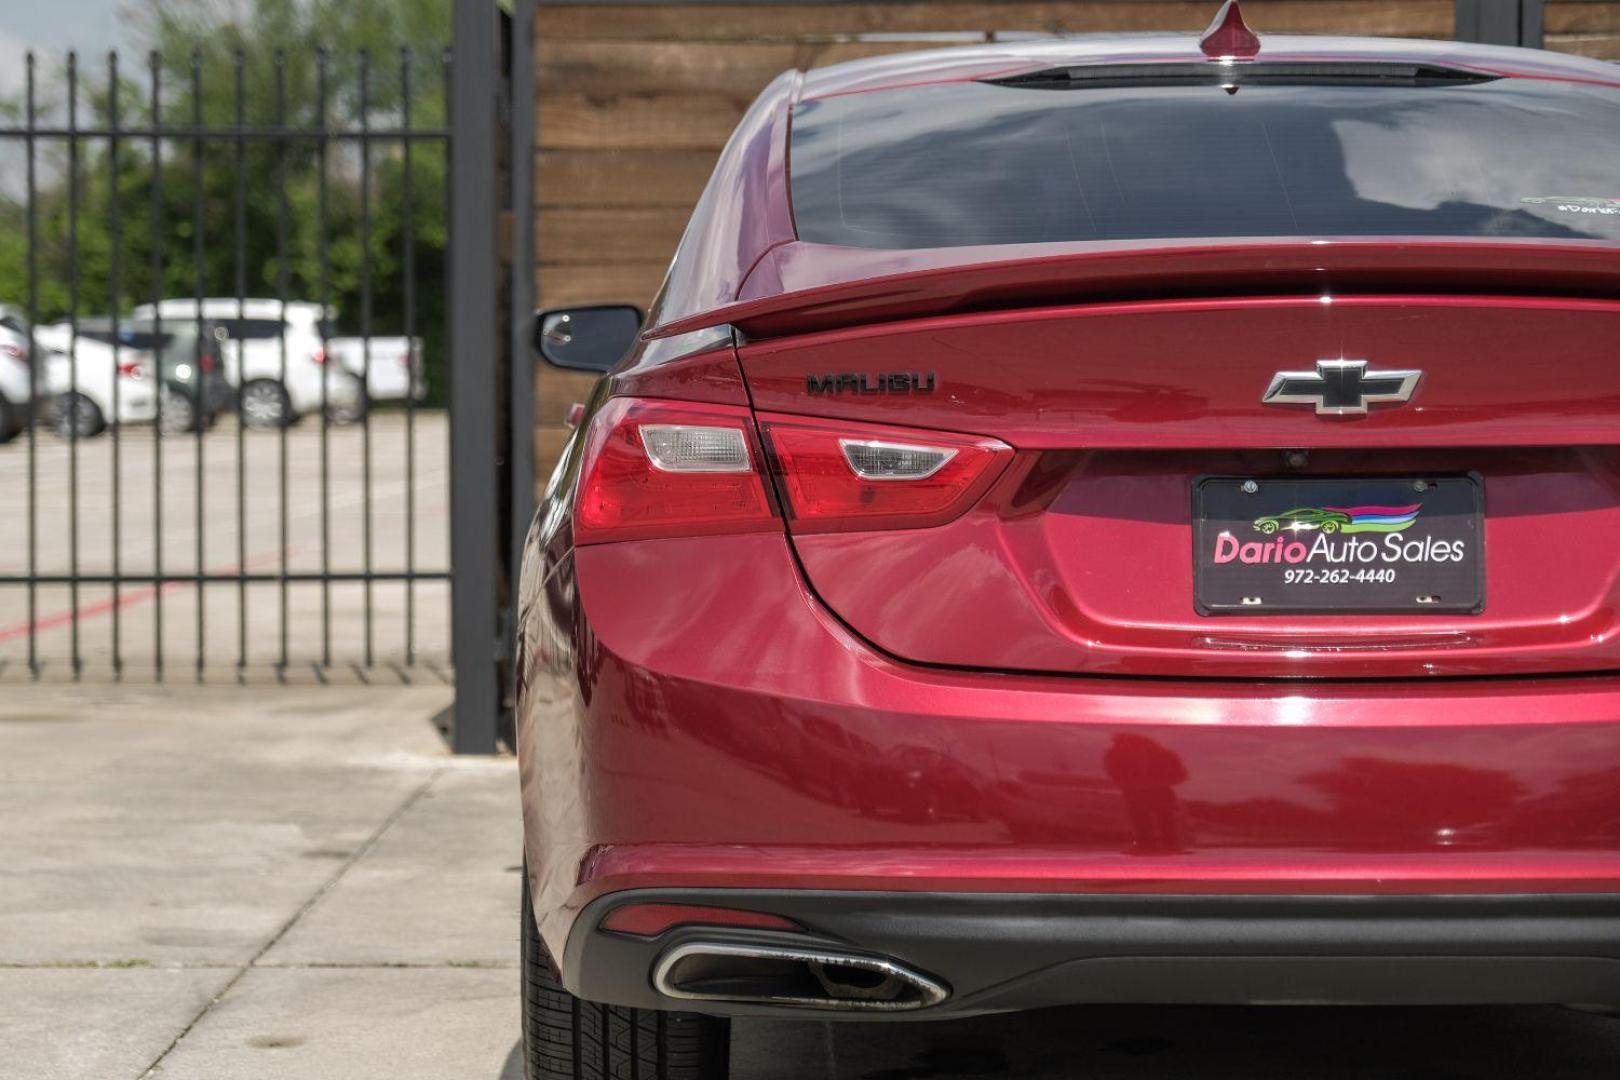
[515,5,1620,1077]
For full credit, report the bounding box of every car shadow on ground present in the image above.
[729,1003,1620,1079]
[498,1041,524,1079]
[499,1003,1620,1078]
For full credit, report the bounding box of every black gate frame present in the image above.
[446,0,541,753]
[443,0,544,757]
[448,0,505,753]
[0,30,457,692]
[0,0,527,754]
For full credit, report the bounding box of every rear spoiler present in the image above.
[645,239,1620,341]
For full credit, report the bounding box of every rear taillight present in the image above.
[573,398,778,545]
[1,343,26,363]
[572,399,1011,543]
[117,354,152,380]
[759,414,1012,533]
[312,347,328,365]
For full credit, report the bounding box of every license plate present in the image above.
[1193,475,1484,615]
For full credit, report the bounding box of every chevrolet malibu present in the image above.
[515,6,1620,1077]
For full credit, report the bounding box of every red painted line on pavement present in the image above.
[0,549,298,643]
[0,582,168,642]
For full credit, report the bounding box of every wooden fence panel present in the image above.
[539,149,716,208]
[1545,1,1620,58]
[537,2,1454,41]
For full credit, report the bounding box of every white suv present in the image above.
[131,299,364,429]
[0,314,41,443]
[0,306,63,440]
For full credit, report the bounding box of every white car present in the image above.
[325,334,426,406]
[32,319,233,438]
[0,312,45,442]
[32,322,159,437]
[131,298,421,428]
[132,299,358,429]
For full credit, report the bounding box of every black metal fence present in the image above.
[0,45,455,684]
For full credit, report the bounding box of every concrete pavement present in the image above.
[0,685,517,1080]
[4,685,1620,1079]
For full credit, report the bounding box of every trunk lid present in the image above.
[741,291,1620,679]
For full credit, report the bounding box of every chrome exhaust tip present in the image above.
[651,941,950,1012]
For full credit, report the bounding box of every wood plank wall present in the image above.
[531,1,1463,479]
[1545,2,1620,58]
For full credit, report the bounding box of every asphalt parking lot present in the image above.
[0,412,450,682]
[5,685,1620,1080]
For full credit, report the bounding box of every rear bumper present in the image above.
[564,890,1620,1016]
[360,363,422,401]
[113,384,157,423]
[518,533,1620,998]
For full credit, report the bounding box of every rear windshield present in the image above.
[222,318,286,340]
[788,76,1620,249]
[79,328,176,350]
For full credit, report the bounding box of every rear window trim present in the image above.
[985,60,1502,91]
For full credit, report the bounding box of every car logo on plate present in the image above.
[1261,359,1421,416]
[1251,504,1421,535]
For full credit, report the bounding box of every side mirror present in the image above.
[533,305,644,373]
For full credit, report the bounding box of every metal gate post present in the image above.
[449,0,502,752]
[1455,0,1545,47]
[1520,0,1546,48]
[510,0,538,658]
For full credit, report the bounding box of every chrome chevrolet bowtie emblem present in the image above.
[1262,359,1421,416]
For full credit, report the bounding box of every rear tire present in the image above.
[158,385,201,434]
[240,379,293,429]
[324,373,369,426]
[52,392,105,440]
[521,871,730,1080]
[0,394,19,443]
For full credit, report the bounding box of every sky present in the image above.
[1,1,141,199]
[1,0,141,96]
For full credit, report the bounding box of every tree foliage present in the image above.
[0,0,452,398]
